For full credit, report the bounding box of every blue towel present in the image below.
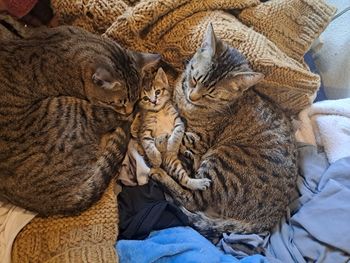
[117,226,269,263]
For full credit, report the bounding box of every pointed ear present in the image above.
[155,67,168,86]
[234,72,264,91]
[92,67,116,89]
[201,23,216,57]
[132,52,161,73]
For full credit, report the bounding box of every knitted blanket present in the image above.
[12,180,119,263]
[51,0,335,114]
[10,0,336,262]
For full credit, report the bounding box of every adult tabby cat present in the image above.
[151,24,298,238]
[136,67,211,190]
[0,25,160,216]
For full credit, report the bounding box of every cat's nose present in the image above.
[189,91,201,101]
[124,104,134,115]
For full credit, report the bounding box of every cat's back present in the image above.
[218,89,294,146]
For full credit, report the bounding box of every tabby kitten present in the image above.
[137,67,211,190]
[0,25,160,216]
[151,24,298,238]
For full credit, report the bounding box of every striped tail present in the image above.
[180,206,256,240]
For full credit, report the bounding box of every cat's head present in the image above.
[77,28,160,115]
[183,23,264,109]
[138,67,172,112]
[86,51,160,116]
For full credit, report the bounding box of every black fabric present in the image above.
[118,180,189,240]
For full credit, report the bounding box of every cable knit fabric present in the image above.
[11,180,119,263]
[238,0,336,62]
[9,0,336,262]
[51,0,335,114]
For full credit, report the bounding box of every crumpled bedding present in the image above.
[219,144,350,263]
[117,226,269,263]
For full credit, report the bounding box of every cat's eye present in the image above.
[155,90,161,96]
[143,96,149,101]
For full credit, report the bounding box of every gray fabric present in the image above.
[217,233,269,259]
[219,144,350,263]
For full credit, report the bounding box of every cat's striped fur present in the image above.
[150,24,298,238]
[137,68,211,190]
[0,25,160,216]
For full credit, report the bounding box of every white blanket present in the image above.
[296,98,350,163]
[0,202,36,263]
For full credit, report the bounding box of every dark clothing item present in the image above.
[118,180,189,240]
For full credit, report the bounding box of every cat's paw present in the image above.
[184,150,194,160]
[149,167,168,183]
[187,178,212,191]
[184,132,200,146]
[155,134,169,149]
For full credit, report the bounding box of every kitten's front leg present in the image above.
[167,116,185,154]
[141,130,162,168]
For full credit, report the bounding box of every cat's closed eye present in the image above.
[191,76,197,86]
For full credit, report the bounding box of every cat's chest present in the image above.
[152,110,175,137]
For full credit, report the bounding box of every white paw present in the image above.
[187,178,212,191]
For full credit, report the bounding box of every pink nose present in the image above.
[189,91,201,101]
[124,104,134,115]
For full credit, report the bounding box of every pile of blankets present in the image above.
[51,0,336,114]
[0,0,341,262]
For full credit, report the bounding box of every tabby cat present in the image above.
[150,24,298,238]
[0,25,160,216]
[137,67,211,190]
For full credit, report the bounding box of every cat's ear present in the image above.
[154,67,168,86]
[200,23,224,58]
[132,52,161,73]
[92,67,118,89]
[233,72,264,91]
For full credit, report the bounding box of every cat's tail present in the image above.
[180,206,257,239]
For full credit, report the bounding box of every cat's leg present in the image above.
[194,146,230,182]
[162,118,210,190]
[149,168,198,211]
[167,115,185,153]
[141,130,162,168]
[180,131,201,171]
[162,153,211,191]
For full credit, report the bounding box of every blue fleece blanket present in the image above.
[117,226,269,263]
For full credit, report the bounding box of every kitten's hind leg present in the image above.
[149,167,196,210]
[162,153,211,190]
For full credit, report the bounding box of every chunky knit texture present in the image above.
[10,0,336,262]
[50,0,335,114]
[12,180,119,263]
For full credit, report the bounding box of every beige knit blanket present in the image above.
[12,181,119,263]
[51,0,335,114]
[11,0,335,262]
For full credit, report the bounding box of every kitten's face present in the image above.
[139,68,171,112]
[183,24,263,110]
